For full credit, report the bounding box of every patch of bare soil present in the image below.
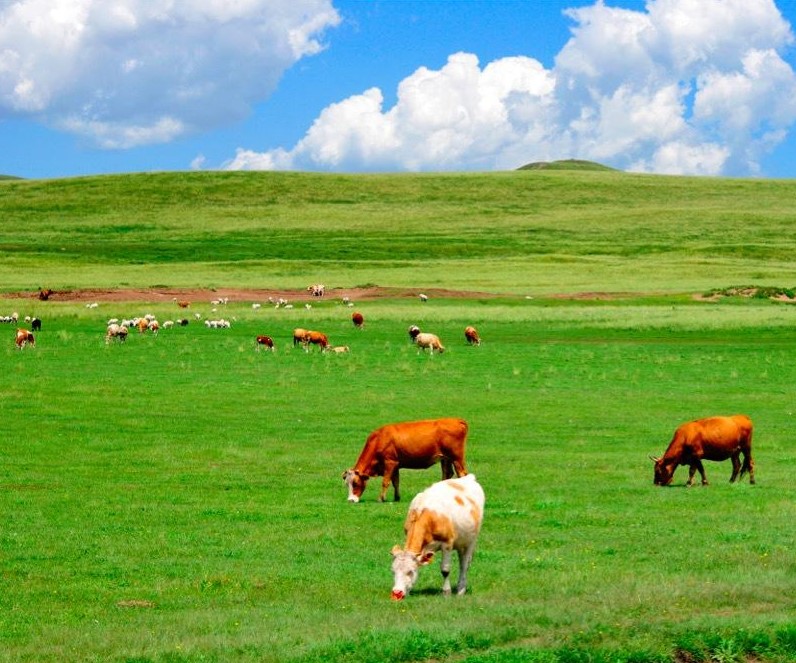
[6,286,507,303]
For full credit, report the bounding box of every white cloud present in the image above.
[0,0,340,147]
[227,0,796,176]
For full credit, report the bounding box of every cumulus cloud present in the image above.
[226,0,796,176]
[0,0,340,148]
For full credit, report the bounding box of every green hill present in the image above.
[517,159,618,172]
[1,169,795,296]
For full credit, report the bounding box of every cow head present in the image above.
[390,546,434,600]
[651,455,674,486]
[342,469,369,503]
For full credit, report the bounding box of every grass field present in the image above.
[2,170,796,662]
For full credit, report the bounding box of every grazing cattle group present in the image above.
[12,285,765,604]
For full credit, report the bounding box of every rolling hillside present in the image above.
[1,169,795,296]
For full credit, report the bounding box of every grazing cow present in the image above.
[38,288,53,301]
[408,325,421,341]
[352,312,364,328]
[256,335,274,351]
[293,328,310,346]
[464,326,480,346]
[391,474,485,601]
[136,318,150,333]
[105,323,129,343]
[343,417,469,503]
[415,332,445,354]
[31,318,42,332]
[651,415,755,487]
[304,330,329,351]
[307,284,325,297]
[177,300,190,308]
[15,328,35,349]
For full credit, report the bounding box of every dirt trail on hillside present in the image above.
[6,286,509,304]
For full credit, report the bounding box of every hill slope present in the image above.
[1,169,795,296]
[517,159,618,172]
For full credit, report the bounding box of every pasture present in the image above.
[2,297,796,662]
[2,169,796,662]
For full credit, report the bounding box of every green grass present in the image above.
[2,169,796,293]
[2,298,796,662]
[2,169,796,661]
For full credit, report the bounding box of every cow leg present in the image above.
[440,458,453,480]
[452,458,468,477]
[455,543,476,595]
[729,451,741,482]
[392,468,401,502]
[694,460,708,485]
[381,462,399,502]
[686,464,697,487]
[743,452,756,484]
[440,547,453,595]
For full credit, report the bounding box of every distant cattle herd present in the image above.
[11,285,757,601]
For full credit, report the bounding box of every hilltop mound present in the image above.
[517,159,618,172]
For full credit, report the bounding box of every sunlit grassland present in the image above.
[3,168,796,662]
[2,170,796,293]
[2,297,796,662]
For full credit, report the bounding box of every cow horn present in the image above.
[649,455,661,463]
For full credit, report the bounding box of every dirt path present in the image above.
[7,286,509,303]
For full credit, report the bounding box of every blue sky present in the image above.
[1,0,795,179]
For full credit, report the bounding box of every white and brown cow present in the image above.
[105,323,129,343]
[391,474,485,600]
[15,328,35,349]
[414,332,445,354]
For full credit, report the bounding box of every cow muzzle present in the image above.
[347,495,360,503]
[390,590,405,601]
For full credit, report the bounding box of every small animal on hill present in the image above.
[414,332,445,354]
[105,324,129,343]
[256,335,274,351]
[303,330,329,351]
[293,328,310,346]
[15,328,35,349]
[651,414,754,487]
[390,474,485,601]
[343,417,469,503]
[464,325,480,346]
[352,312,364,328]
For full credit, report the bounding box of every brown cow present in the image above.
[256,335,274,351]
[342,418,469,503]
[352,312,364,328]
[15,328,35,349]
[304,330,329,351]
[464,326,481,346]
[651,415,755,487]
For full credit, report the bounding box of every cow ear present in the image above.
[418,551,435,565]
[391,545,403,557]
